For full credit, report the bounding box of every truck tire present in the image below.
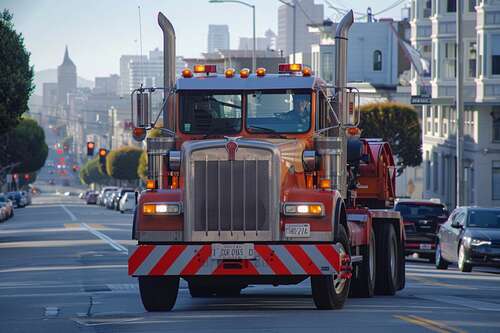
[139,276,179,311]
[397,235,406,291]
[435,242,449,270]
[374,223,398,295]
[350,228,376,298]
[215,286,243,297]
[311,225,350,310]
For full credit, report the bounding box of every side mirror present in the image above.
[451,220,462,229]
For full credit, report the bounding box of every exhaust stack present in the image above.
[335,10,354,198]
[158,12,176,129]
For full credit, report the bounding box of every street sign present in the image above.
[411,95,432,105]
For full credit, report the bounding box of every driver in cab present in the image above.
[282,95,310,131]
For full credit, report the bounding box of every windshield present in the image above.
[468,210,500,228]
[180,92,242,134]
[246,90,311,133]
[395,203,447,219]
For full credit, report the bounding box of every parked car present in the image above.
[394,199,448,262]
[436,207,500,272]
[0,204,7,222]
[86,191,98,204]
[97,187,118,206]
[119,192,137,213]
[20,191,32,205]
[113,188,135,210]
[6,191,25,208]
[104,191,117,209]
[0,194,14,218]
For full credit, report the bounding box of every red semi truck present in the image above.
[128,10,405,311]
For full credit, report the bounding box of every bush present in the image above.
[106,146,143,180]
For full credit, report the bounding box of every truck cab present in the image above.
[128,11,405,312]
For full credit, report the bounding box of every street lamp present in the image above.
[278,0,296,64]
[209,0,256,72]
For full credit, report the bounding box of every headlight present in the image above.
[283,203,324,217]
[470,239,491,247]
[143,202,182,215]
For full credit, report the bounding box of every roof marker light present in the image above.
[225,68,235,78]
[302,67,312,77]
[240,68,250,78]
[193,64,217,74]
[181,68,193,78]
[256,67,266,77]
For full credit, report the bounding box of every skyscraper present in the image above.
[119,55,147,96]
[207,25,230,53]
[57,46,77,105]
[277,0,323,57]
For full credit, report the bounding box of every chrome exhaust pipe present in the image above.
[335,10,353,198]
[158,12,176,129]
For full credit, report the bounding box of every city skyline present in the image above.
[3,0,405,80]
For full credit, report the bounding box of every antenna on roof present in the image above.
[138,6,144,85]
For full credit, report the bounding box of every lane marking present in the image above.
[0,264,127,274]
[80,223,128,254]
[60,205,77,221]
[408,276,477,290]
[64,223,106,229]
[45,307,59,317]
[416,295,500,312]
[0,239,135,249]
[395,315,466,333]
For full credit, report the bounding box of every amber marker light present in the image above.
[319,179,332,189]
[347,127,361,136]
[302,67,312,77]
[289,63,302,72]
[181,68,193,78]
[225,68,235,78]
[143,204,155,215]
[256,67,266,77]
[146,179,157,190]
[240,68,250,78]
[193,64,205,73]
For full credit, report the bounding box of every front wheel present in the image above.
[435,242,449,270]
[458,244,472,273]
[311,225,350,310]
[139,276,179,311]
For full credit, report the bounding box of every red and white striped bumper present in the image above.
[128,244,344,276]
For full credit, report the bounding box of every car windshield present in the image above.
[395,203,447,218]
[468,210,500,228]
[246,90,312,133]
[180,92,242,134]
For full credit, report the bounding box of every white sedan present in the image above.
[119,192,137,213]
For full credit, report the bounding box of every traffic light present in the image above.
[86,141,95,156]
[98,148,108,175]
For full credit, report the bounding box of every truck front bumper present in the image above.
[128,243,346,277]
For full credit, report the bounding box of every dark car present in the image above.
[394,200,448,262]
[86,192,98,205]
[436,207,500,272]
[6,192,25,208]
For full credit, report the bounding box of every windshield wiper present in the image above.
[247,126,286,138]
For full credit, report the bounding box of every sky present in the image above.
[2,0,406,80]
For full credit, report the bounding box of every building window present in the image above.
[493,161,500,200]
[492,35,500,75]
[493,109,500,142]
[444,42,457,79]
[424,0,432,17]
[373,50,382,71]
[426,151,431,190]
[468,41,477,78]
[433,152,439,192]
[447,0,456,12]
[469,0,476,12]
[432,0,436,15]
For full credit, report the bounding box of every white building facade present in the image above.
[411,0,500,208]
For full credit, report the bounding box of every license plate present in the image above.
[420,243,432,250]
[285,224,311,238]
[211,243,255,260]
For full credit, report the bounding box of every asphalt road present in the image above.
[1,194,500,333]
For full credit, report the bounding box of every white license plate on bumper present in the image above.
[211,243,256,260]
[420,243,432,250]
[285,224,311,238]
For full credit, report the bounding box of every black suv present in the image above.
[394,200,448,262]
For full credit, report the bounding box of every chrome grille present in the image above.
[193,159,270,232]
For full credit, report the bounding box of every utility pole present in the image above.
[456,0,464,207]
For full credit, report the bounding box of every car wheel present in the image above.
[311,225,350,310]
[350,228,376,298]
[374,223,399,296]
[435,242,449,270]
[139,276,179,311]
[458,243,472,273]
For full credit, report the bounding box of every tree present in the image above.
[0,10,34,135]
[80,157,112,185]
[137,150,148,181]
[106,146,143,180]
[5,118,48,174]
[359,102,422,175]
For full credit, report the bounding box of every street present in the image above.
[0,194,499,333]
